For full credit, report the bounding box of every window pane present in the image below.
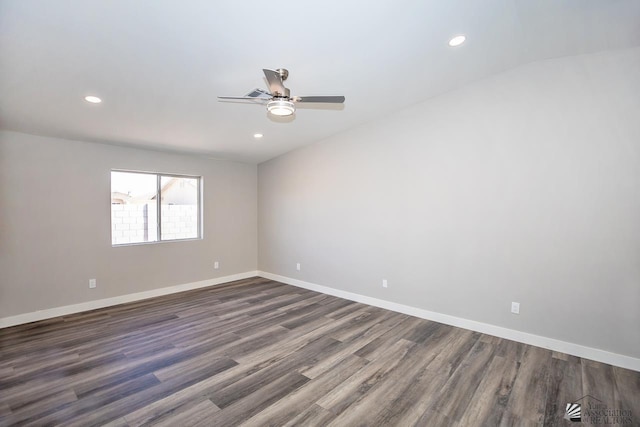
[160,176,199,241]
[111,171,158,245]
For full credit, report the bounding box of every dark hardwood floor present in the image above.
[1,277,638,426]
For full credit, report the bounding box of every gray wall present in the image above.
[258,48,640,358]
[0,131,257,317]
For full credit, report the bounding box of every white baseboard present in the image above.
[0,271,259,329]
[258,271,640,372]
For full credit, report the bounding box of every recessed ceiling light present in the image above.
[448,35,466,47]
[253,133,263,139]
[84,95,102,104]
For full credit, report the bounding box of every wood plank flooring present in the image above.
[1,277,638,426]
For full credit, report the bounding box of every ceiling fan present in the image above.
[218,68,345,117]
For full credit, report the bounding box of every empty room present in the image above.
[1,1,639,426]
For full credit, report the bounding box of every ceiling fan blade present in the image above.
[245,88,272,99]
[294,96,345,103]
[263,69,286,96]
[217,96,268,103]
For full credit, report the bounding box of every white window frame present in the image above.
[111,169,203,246]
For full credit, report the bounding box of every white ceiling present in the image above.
[1,0,639,164]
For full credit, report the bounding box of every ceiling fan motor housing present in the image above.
[274,87,291,99]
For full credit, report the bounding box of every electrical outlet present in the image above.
[511,302,520,314]
[382,279,388,288]
[89,279,97,289]
[214,261,219,269]
[296,263,301,271]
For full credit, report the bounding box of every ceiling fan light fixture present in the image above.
[267,99,295,116]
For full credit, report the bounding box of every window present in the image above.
[111,170,201,245]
